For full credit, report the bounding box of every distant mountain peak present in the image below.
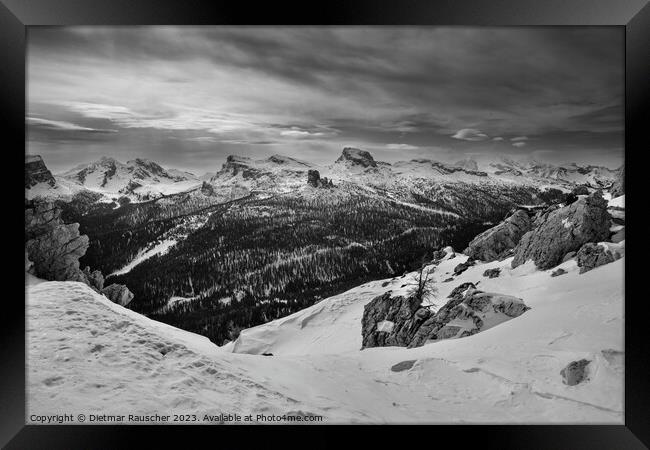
[25,154,56,189]
[336,147,377,168]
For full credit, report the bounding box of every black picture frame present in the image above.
[4,0,648,448]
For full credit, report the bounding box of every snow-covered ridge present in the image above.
[58,156,200,199]
[27,244,624,423]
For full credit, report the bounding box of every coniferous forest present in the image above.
[72,181,539,345]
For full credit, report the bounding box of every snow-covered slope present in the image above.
[58,157,200,200]
[28,244,624,423]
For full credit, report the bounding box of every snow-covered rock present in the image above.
[512,192,611,270]
[464,209,532,262]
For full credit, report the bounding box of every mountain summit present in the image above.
[335,147,377,168]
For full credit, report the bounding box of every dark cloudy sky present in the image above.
[27,27,623,174]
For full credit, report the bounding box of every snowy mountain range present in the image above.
[26,149,621,205]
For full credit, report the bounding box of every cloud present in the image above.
[452,129,489,141]
[385,143,419,150]
[510,136,528,142]
[492,136,504,141]
[512,141,527,148]
[26,27,623,172]
[27,116,117,133]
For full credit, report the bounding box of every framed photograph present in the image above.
[5,0,648,447]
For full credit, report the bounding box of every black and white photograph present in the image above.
[24,25,625,424]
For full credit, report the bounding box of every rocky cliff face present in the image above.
[335,147,377,168]
[610,166,624,197]
[511,192,611,270]
[464,209,533,262]
[25,155,56,189]
[25,201,89,282]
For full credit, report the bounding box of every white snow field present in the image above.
[27,249,624,424]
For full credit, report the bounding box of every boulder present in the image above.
[408,285,529,348]
[453,258,475,275]
[483,268,501,278]
[391,360,417,372]
[610,228,624,244]
[101,284,134,306]
[464,210,532,262]
[25,201,89,282]
[511,192,611,270]
[575,242,621,274]
[361,293,432,349]
[82,266,105,292]
[560,359,590,386]
[551,268,567,277]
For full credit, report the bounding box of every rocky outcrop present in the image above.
[561,359,590,385]
[101,284,134,306]
[200,181,215,196]
[25,201,89,282]
[551,268,567,277]
[464,210,532,262]
[335,147,377,168]
[511,192,611,270]
[575,242,621,274]
[82,266,104,292]
[453,259,475,275]
[610,166,624,197]
[483,268,501,278]
[361,282,530,350]
[408,284,529,348]
[307,169,334,188]
[361,293,432,348]
[391,360,417,372]
[25,155,56,189]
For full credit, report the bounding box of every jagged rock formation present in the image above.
[25,197,132,303]
[576,243,621,274]
[610,166,624,197]
[335,147,377,168]
[25,200,89,282]
[408,284,529,348]
[307,169,334,188]
[361,282,530,349]
[511,192,611,270]
[551,268,567,277]
[200,181,216,196]
[561,359,590,385]
[101,283,135,306]
[361,293,432,348]
[464,210,532,262]
[25,155,56,188]
[82,266,104,292]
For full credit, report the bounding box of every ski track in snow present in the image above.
[27,245,624,424]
